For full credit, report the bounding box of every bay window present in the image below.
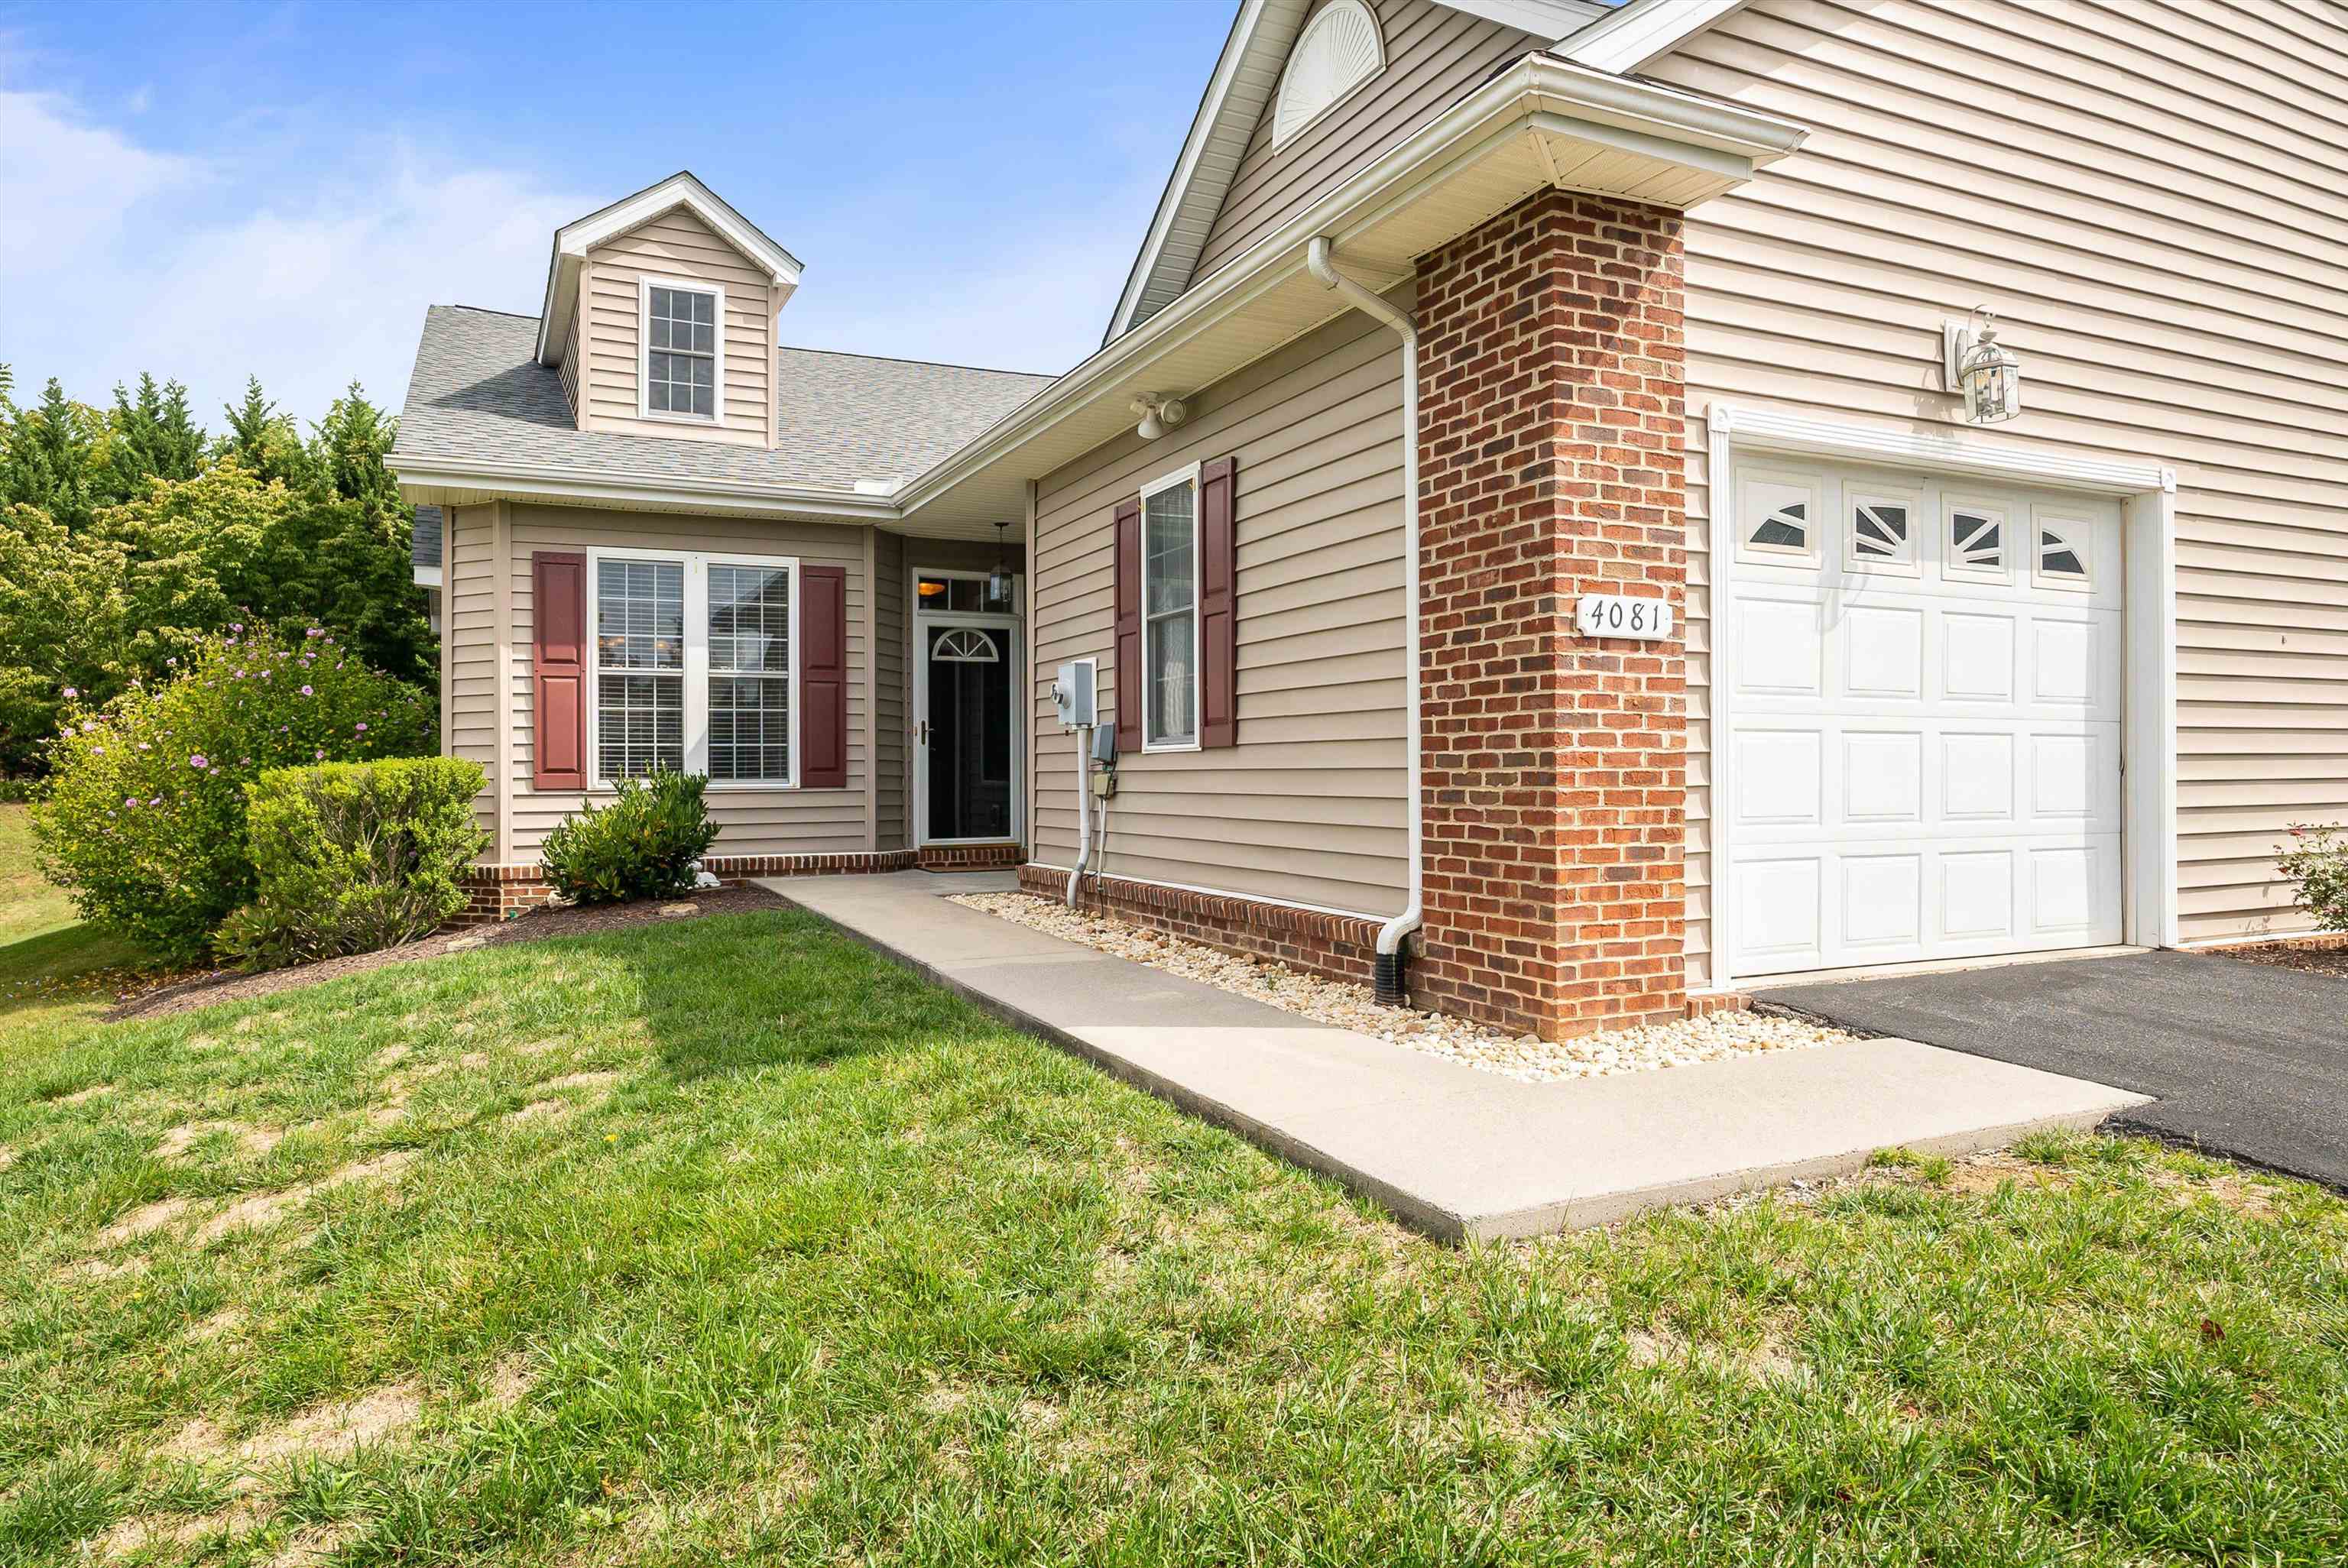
[592,549,795,787]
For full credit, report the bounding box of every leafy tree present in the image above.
[0,372,436,776]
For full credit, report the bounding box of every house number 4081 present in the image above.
[1575,594,1675,640]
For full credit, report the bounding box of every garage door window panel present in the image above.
[1847,488,1922,575]
[2032,507,2093,591]
[1737,471,1821,567]
[1946,498,2010,584]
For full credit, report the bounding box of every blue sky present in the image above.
[1,0,1234,428]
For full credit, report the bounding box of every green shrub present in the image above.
[213,757,488,971]
[30,626,435,961]
[2278,823,2348,934]
[540,769,720,905]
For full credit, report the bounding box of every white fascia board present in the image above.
[1106,0,1282,346]
[904,54,1803,517]
[1559,0,1750,75]
[534,172,803,364]
[412,564,443,589]
[1441,0,1604,40]
[389,457,898,523]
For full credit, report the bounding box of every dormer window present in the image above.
[641,278,722,420]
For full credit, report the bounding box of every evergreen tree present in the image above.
[0,377,103,530]
[216,376,310,488]
[103,372,208,504]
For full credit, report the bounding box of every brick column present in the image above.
[1412,189,1688,1039]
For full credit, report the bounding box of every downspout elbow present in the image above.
[1311,236,1422,1001]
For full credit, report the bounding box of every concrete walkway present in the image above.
[761,872,2149,1240]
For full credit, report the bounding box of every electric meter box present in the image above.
[1052,659,1098,729]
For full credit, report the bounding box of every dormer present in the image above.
[535,172,803,449]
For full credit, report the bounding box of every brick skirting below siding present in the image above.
[453,850,921,925]
[1017,865,1383,985]
[918,841,1026,872]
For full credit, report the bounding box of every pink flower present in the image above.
[259,669,271,680]
[190,754,208,769]
[62,685,76,698]
[165,657,177,667]
[137,742,151,752]
[300,685,313,696]
[315,749,326,760]
[147,796,161,807]
[92,746,103,755]
[125,796,138,808]
[355,722,368,732]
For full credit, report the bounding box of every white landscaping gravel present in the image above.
[946,892,1857,1083]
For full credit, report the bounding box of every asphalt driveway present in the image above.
[1759,950,2348,1188]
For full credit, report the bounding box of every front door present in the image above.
[916,619,1016,844]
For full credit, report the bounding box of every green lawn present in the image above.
[2,886,2344,1563]
[0,803,152,1038]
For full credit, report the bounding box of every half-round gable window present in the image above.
[1273,0,1385,147]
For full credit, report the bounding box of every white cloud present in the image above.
[2,84,582,426]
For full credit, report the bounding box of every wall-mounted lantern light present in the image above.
[1942,307,2020,425]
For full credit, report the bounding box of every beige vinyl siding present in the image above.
[874,530,908,851]
[445,505,501,840]
[1189,0,1538,283]
[557,300,582,426]
[579,206,773,447]
[1642,0,2348,969]
[495,505,868,860]
[1032,306,1409,915]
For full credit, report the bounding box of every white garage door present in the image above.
[1724,458,2124,978]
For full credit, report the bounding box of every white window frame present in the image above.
[1138,462,1203,754]
[637,275,726,425]
[584,546,799,792]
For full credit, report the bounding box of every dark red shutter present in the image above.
[1198,455,1237,749]
[801,563,848,789]
[1112,497,1143,753]
[530,551,589,790]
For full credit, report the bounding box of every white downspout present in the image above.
[1307,236,1420,1005]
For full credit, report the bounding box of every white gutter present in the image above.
[1306,236,1421,1005]
[386,455,903,523]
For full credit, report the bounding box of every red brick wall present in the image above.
[1411,188,1689,1038]
[1018,865,1381,986]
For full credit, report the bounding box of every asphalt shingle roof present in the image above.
[391,306,1055,496]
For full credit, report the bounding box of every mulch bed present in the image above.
[2210,938,2348,981]
[107,883,791,1023]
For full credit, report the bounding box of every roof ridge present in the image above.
[440,304,543,322]
[777,342,1057,380]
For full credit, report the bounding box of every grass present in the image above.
[0,803,152,1035]
[2,886,2345,1563]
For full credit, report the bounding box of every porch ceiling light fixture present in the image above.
[1943,307,2021,425]
[1127,391,1187,442]
[988,520,1015,611]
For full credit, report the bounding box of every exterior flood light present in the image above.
[1943,307,2021,425]
[1127,391,1187,442]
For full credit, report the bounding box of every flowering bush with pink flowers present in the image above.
[30,626,434,961]
[2277,824,2348,935]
